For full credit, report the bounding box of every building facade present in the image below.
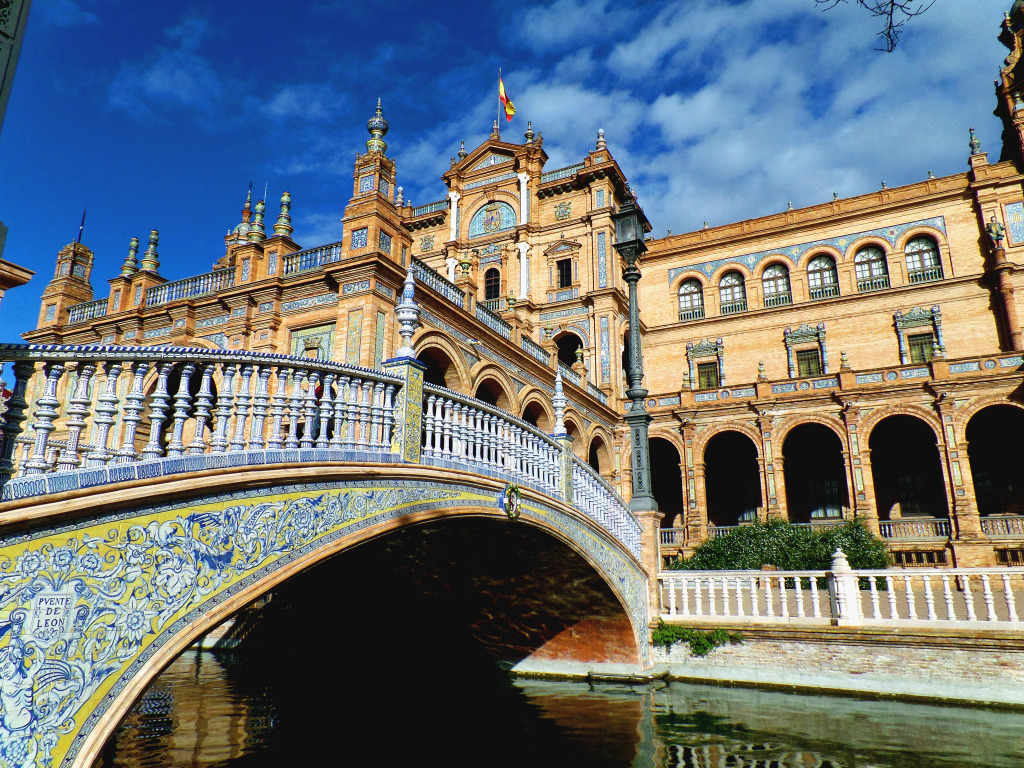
[22,10,1024,568]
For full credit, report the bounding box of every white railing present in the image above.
[67,298,109,324]
[879,518,951,539]
[659,562,1024,629]
[411,257,465,309]
[145,268,235,306]
[541,163,584,183]
[571,455,641,559]
[0,344,401,501]
[412,200,448,216]
[982,516,1024,537]
[421,383,562,499]
[660,528,688,545]
[282,242,344,275]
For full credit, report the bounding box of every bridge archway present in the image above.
[0,468,646,768]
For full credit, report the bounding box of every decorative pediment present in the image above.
[686,338,723,359]
[473,153,513,171]
[784,322,825,345]
[543,239,581,257]
[894,305,940,329]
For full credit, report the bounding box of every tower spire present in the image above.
[274,191,293,237]
[120,236,140,276]
[366,98,389,154]
[248,199,267,242]
[139,230,160,273]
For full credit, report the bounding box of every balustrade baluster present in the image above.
[940,575,956,621]
[423,394,436,457]
[680,577,690,616]
[116,363,148,463]
[868,577,880,619]
[694,578,703,616]
[885,575,899,619]
[317,374,335,450]
[981,575,997,621]
[473,409,483,462]
[667,579,677,616]
[721,577,731,615]
[87,362,123,466]
[962,575,977,622]
[432,396,444,456]
[809,577,821,618]
[734,578,745,618]
[300,371,318,449]
[337,376,354,450]
[764,577,775,617]
[707,579,717,617]
[0,360,33,485]
[381,384,395,448]
[442,399,453,458]
[794,576,805,618]
[922,575,937,621]
[343,377,359,450]
[285,369,303,449]
[1003,574,1019,622]
[748,577,759,617]
[453,403,465,457]
[249,367,273,450]
[24,363,65,475]
[903,575,917,619]
[167,363,196,456]
[58,362,96,471]
[268,367,290,450]
[370,381,384,449]
[230,365,254,452]
[189,364,216,454]
[778,577,790,618]
[357,380,372,450]
[211,364,237,454]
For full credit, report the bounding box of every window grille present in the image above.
[697,361,720,389]
[796,348,822,377]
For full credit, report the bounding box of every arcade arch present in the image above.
[868,415,948,520]
[781,423,849,523]
[703,431,762,527]
[966,404,1024,516]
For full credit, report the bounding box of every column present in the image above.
[517,173,529,223]
[758,416,783,520]
[517,242,530,299]
[840,404,879,533]
[447,191,460,241]
[933,393,982,539]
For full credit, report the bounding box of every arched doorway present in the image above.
[419,347,460,390]
[703,431,761,527]
[650,437,683,528]
[555,333,582,369]
[869,415,948,519]
[781,424,849,523]
[588,436,609,473]
[967,404,1024,516]
[474,377,511,411]
[521,400,551,432]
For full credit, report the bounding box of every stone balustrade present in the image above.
[981,515,1024,537]
[879,518,951,539]
[659,559,1024,629]
[145,268,235,307]
[67,298,109,324]
[571,455,642,558]
[281,242,344,275]
[411,257,464,309]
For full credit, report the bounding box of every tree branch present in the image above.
[816,0,936,51]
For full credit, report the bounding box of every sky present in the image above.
[0,0,1012,343]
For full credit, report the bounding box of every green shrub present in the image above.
[651,621,742,656]
[669,519,891,571]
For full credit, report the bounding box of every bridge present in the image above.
[0,270,657,768]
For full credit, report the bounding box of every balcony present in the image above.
[879,518,951,539]
[481,297,506,312]
[146,268,235,307]
[808,284,840,300]
[67,298,109,324]
[764,292,792,308]
[981,516,1024,537]
[908,266,944,284]
[678,307,705,321]
[857,275,890,292]
[720,300,747,315]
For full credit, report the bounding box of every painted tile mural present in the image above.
[346,310,363,366]
[289,323,336,360]
[374,311,386,368]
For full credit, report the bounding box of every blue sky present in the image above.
[0,0,1011,342]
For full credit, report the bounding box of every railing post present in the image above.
[0,360,34,486]
[382,263,425,463]
[551,371,573,503]
[827,547,863,626]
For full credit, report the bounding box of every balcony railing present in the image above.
[521,335,549,364]
[678,307,704,321]
[660,528,689,545]
[67,298,109,324]
[541,163,584,183]
[282,242,344,275]
[879,518,951,539]
[411,200,448,216]
[586,382,608,405]
[857,275,890,292]
[474,302,512,341]
[808,284,840,300]
[982,516,1024,537]
[720,300,747,315]
[764,292,793,308]
[558,361,581,386]
[146,269,235,307]
[908,266,944,284]
[480,297,506,312]
[411,257,464,309]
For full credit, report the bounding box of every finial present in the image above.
[552,371,567,434]
[491,119,500,139]
[831,547,850,571]
[140,230,160,272]
[121,236,140,276]
[840,350,851,371]
[787,201,793,211]
[596,128,606,151]
[928,170,935,179]
[832,192,838,200]
[394,266,421,358]
[450,157,457,168]
[757,361,767,381]
[524,121,535,145]
[248,199,267,242]
[458,140,467,160]
[396,186,405,206]
[880,181,887,189]
[969,126,982,155]
[366,98,389,154]
[703,221,708,229]
[273,191,293,237]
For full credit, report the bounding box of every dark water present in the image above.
[96,648,1024,768]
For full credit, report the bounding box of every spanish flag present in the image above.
[499,76,516,122]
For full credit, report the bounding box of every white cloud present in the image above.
[34,0,99,27]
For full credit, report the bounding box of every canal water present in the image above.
[95,647,1024,768]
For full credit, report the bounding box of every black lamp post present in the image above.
[613,190,657,513]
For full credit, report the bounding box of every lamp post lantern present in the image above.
[613,189,657,513]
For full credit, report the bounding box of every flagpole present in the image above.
[498,67,502,134]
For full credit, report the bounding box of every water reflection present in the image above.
[98,653,1024,768]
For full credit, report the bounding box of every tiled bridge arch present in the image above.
[0,343,647,768]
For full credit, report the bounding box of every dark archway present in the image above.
[555,333,583,369]
[650,437,683,528]
[419,347,459,390]
[869,415,948,520]
[781,424,849,523]
[521,400,551,431]
[967,404,1024,516]
[588,436,609,473]
[474,377,511,411]
[704,431,761,527]
[565,419,584,458]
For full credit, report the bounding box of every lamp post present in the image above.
[613,190,657,513]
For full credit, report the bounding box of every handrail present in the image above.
[411,257,465,309]
[474,302,512,341]
[520,335,549,364]
[67,298,108,324]
[282,242,344,275]
[541,163,585,183]
[145,268,235,307]
[412,200,448,216]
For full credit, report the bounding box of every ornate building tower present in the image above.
[996,3,1024,167]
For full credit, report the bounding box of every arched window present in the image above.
[678,279,704,320]
[905,236,943,283]
[854,245,889,292]
[484,268,501,301]
[807,255,839,299]
[762,264,792,307]
[719,271,747,314]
